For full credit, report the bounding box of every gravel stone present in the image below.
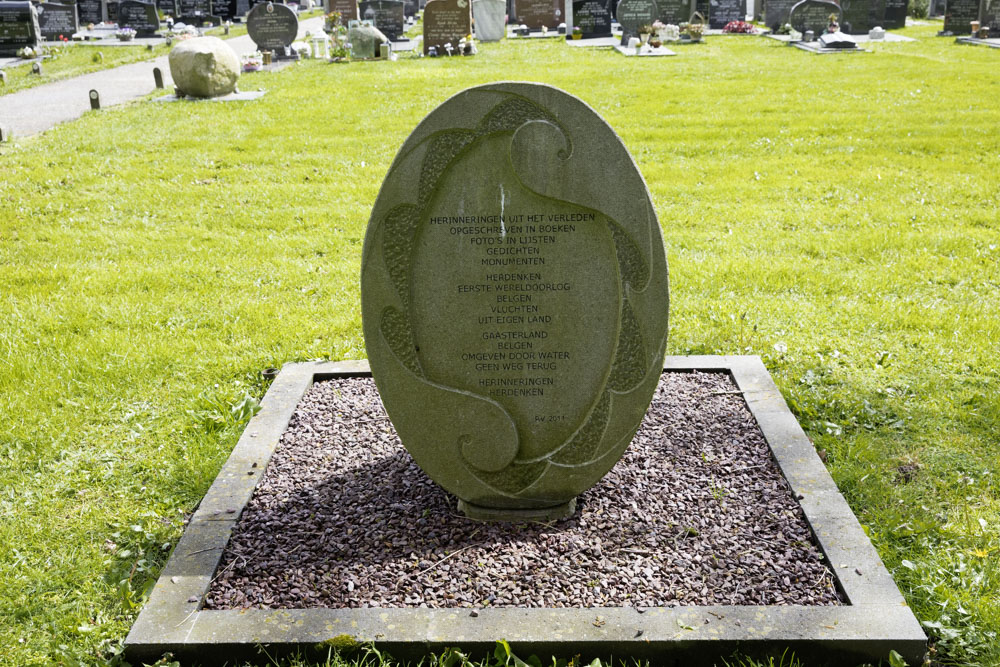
[205,372,842,609]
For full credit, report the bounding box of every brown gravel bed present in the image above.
[205,372,841,609]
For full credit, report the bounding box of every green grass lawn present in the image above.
[1,19,998,667]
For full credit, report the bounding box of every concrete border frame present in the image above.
[125,356,926,665]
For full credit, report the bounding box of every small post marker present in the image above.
[0,70,7,85]
[89,89,100,110]
[31,62,42,75]
[153,67,164,88]
[0,126,7,142]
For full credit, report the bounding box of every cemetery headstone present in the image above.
[571,0,612,36]
[118,0,159,34]
[104,0,120,22]
[422,0,470,53]
[616,0,656,43]
[708,0,743,27]
[789,0,839,34]
[359,0,404,39]
[881,0,906,28]
[839,0,883,33]
[211,0,239,20]
[694,0,708,22]
[78,0,104,23]
[763,0,796,28]
[928,0,944,15]
[403,0,417,16]
[472,0,505,39]
[361,82,670,521]
[513,0,564,28]
[982,0,1000,32]
[347,16,386,55]
[656,0,691,24]
[247,0,297,51]
[156,0,177,15]
[177,0,218,24]
[330,0,359,20]
[0,1,40,56]
[944,0,977,31]
[36,1,78,40]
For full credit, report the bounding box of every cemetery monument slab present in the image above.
[330,0,360,20]
[944,0,978,32]
[78,0,104,24]
[656,0,691,25]
[35,1,78,40]
[472,0,505,40]
[361,82,670,520]
[359,0,405,39]
[571,0,613,37]
[0,0,39,55]
[616,0,658,44]
[422,0,471,54]
[763,0,796,29]
[980,0,1000,31]
[708,0,742,27]
[881,0,907,27]
[247,1,298,53]
[118,0,160,35]
[789,0,840,34]
[513,0,564,28]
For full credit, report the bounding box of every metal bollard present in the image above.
[153,67,164,89]
[89,89,100,110]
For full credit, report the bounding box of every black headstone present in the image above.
[212,0,238,19]
[104,0,119,22]
[359,0,404,38]
[571,0,612,35]
[982,0,1000,32]
[763,0,796,28]
[928,0,944,15]
[656,0,690,24]
[616,0,656,43]
[0,0,40,55]
[881,0,907,27]
[118,0,158,32]
[78,0,103,22]
[403,0,417,15]
[789,0,839,33]
[36,1,78,39]
[840,0,883,33]
[177,0,218,23]
[246,0,297,48]
[944,0,978,31]
[708,0,742,27]
[156,0,176,14]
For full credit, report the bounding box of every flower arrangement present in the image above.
[680,22,704,41]
[653,20,679,41]
[241,51,263,71]
[459,34,476,55]
[116,26,137,41]
[723,20,757,33]
[324,10,343,33]
[827,12,839,32]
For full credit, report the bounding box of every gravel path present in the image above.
[206,372,841,609]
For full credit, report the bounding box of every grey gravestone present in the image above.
[616,0,656,44]
[104,0,120,22]
[708,0,743,27]
[330,0,359,20]
[944,0,978,31]
[118,0,159,34]
[247,1,297,49]
[177,0,218,24]
[789,0,839,34]
[763,0,796,28]
[928,0,944,15]
[0,1,40,56]
[881,0,907,28]
[36,1,78,39]
[472,0,505,39]
[359,0,404,39]
[514,0,564,27]
[361,82,669,521]
[982,0,1000,32]
[572,0,612,36]
[422,0,470,53]
[348,18,385,56]
[78,0,103,23]
[656,0,691,24]
[840,0,883,33]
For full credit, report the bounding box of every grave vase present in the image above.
[472,0,505,40]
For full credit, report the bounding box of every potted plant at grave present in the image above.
[827,13,839,33]
[572,25,582,39]
[242,51,263,71]
[324,10,343,34]
[117,26,137,41]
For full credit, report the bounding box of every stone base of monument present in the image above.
[612,44,677,56]
[792,40,865,53]
[123,356,925,666]
[564,35,619,47]
[154,90,267,102]
[956,36,1000,48]
[457,497,577,521]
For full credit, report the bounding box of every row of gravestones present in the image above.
[760,0,907,32]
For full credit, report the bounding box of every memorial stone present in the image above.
[78,0,103,22]
[361,82,670,521]
[881,0,906,27]
[944,0,977,30]
[211,0,239,20]
[693,0,708,21]
[177,0,217,23]
[513,0,564,27]
[763,0,795,28]
[616,0,656,43]
[0,1,39,55]
[422,0,470,53]
[472,0,505,39]
[571,0,612,36]
[403,0,417,16]
[330,0,359,20]
[359,0,404,39]
[708,0,743,27]
[156,0,177,15]
[840,0,883,33]
[36,1,78,39]
[982,0,1000,32]
[789,0,839,34]
[118,0,159,33]
[104,0,119,22]
[247,1,297,49]
[347,17,386,55]
[928,0,944,15]
[656,0,690,24]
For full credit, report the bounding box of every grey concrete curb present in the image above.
[124,356,926,666]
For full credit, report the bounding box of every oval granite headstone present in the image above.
[247,1,298,51]
[789,0,840,34]
[361,82,669,520]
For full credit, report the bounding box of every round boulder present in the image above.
[168,37,240,99]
